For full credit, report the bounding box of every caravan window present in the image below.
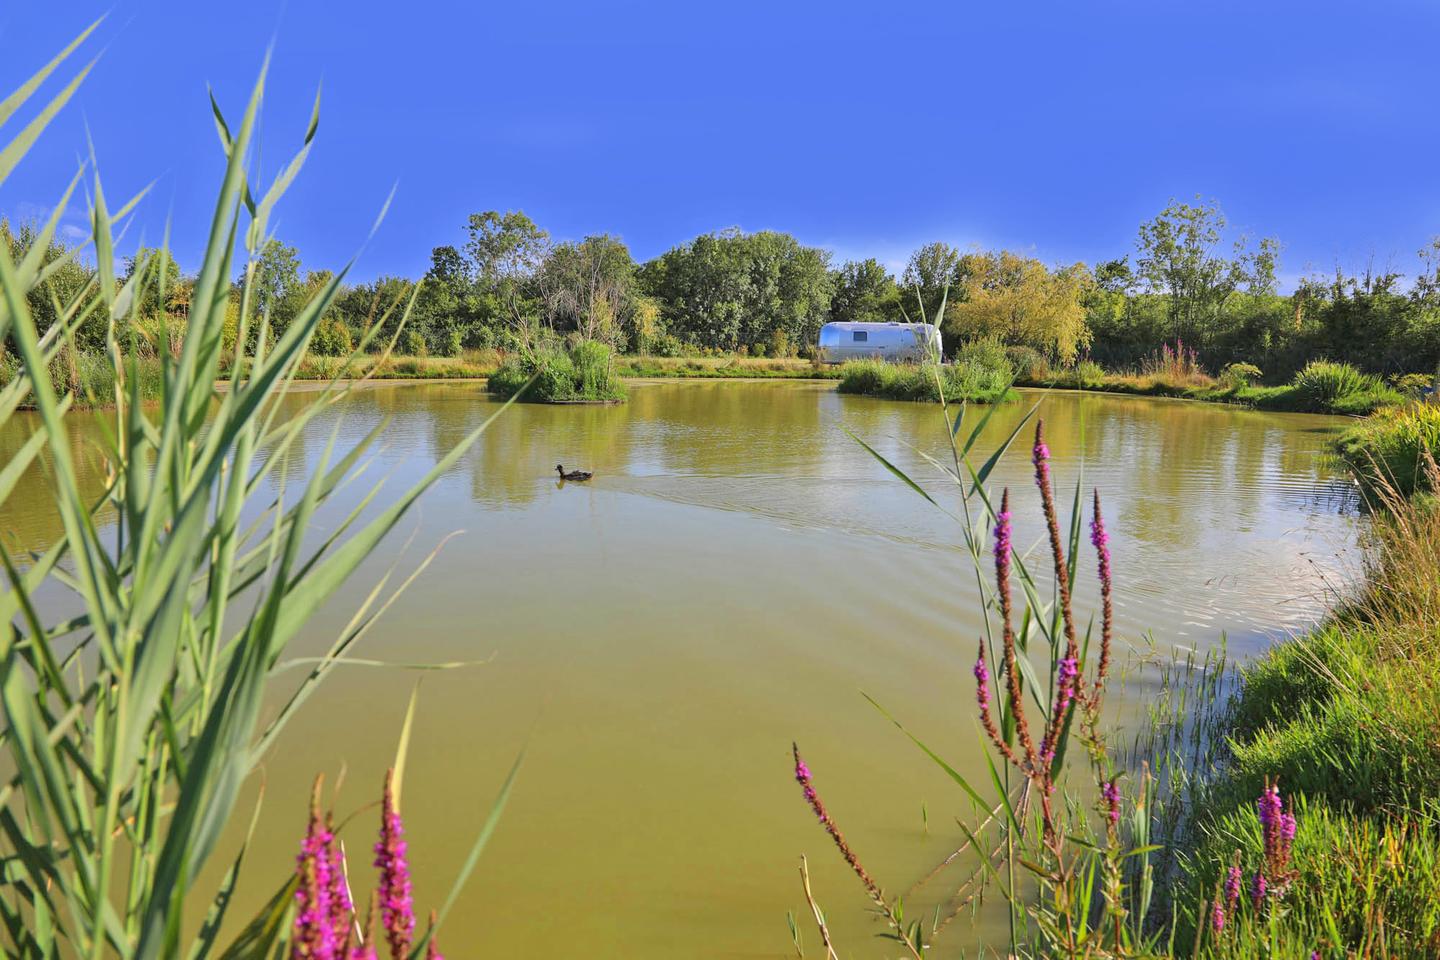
[852,331,868,342]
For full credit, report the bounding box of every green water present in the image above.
[0,380,1359,956]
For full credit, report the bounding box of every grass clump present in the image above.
[487,339,627,402]
[836,357,1016,403]
[1335,402,1440,499]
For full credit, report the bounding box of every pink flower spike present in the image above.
[375,770,416,960]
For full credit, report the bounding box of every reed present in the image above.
[0,26,517,958]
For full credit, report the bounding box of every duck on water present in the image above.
[556,465,593,482]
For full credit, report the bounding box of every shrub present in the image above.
[1005,344,1049,381]
[1141,338,1207,383]
[836,358,1015,404]
[311,318,354,356]
[1220,361,1263,389]
[487,340,626,402]
[1074,359,1106,388]
[435,328,463,358]
[571,339,616,396]
[401,329,426,356]
[1390,371,1439,398]
[955,335,1012,377]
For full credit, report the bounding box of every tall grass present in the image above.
[0,27,516,958]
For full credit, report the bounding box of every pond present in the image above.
[0,380,1359,957]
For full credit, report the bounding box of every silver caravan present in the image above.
[816,322,941,364]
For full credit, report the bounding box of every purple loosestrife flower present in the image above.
[1090,490,1114,689]
[327,818,354,943]
[994,503,1012,584]
[1258,779,1297,886]
[1032,428,1052,494]
[1224,863,1242,915]
[1211,898,1225,934]
[974,644,1018,765]
[294,780,345,960]
[973,653,990,710]
[1250,870,1267,909]
[375,770,415,960]
[1101,780,1121,825]
[792,744,882,899]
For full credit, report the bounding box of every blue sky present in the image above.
[2,1,1438,288]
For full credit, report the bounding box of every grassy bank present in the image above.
[1334,401,1440,499]
[836,357,1017,403]
[1169,459,1440,954]
[1017,358,1409,416]
[614,354,836,379]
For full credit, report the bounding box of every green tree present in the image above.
[250,239,303,330]
[830,258,900,324]
[464,210,549,350]
[901,242,963,322]
[1134,198,1279,345]
[639,229,832,353]
[946,251,1093,363]
[538,234,637,346]
[0,218,97,347]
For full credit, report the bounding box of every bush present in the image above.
[1074,359,1106,388]
[401,329,426,357]
[570,339,616,397]
[311,318,353,357]
[1390,371,1440,398]
[1005,345,1049,381]
[1220,361,1263,389]
[487,340,626,403]
[836,358,1015,404]
[433,328,463,358]
[956,336,1012,377]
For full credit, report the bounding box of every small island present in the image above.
[486,339,627,403]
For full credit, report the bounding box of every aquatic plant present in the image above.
[487,339,627,402]
[0,25,522,958]
[289,770,459,960]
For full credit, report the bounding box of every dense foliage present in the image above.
[9,195,1440,386]
[487,339,626,402]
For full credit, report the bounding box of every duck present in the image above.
[556,464,593,482]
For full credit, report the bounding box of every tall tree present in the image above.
[250,239,303,330]
[901,242,963,323]
[639,229,831,354]
[945,252,1093,363]
[464,210,550,350]
[1135,199,1278,344]
[538,234,637,346]
[830,258,900,324]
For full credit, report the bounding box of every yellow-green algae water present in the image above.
[0,380,1359,957]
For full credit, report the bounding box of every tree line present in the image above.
[6,197,1440,379]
